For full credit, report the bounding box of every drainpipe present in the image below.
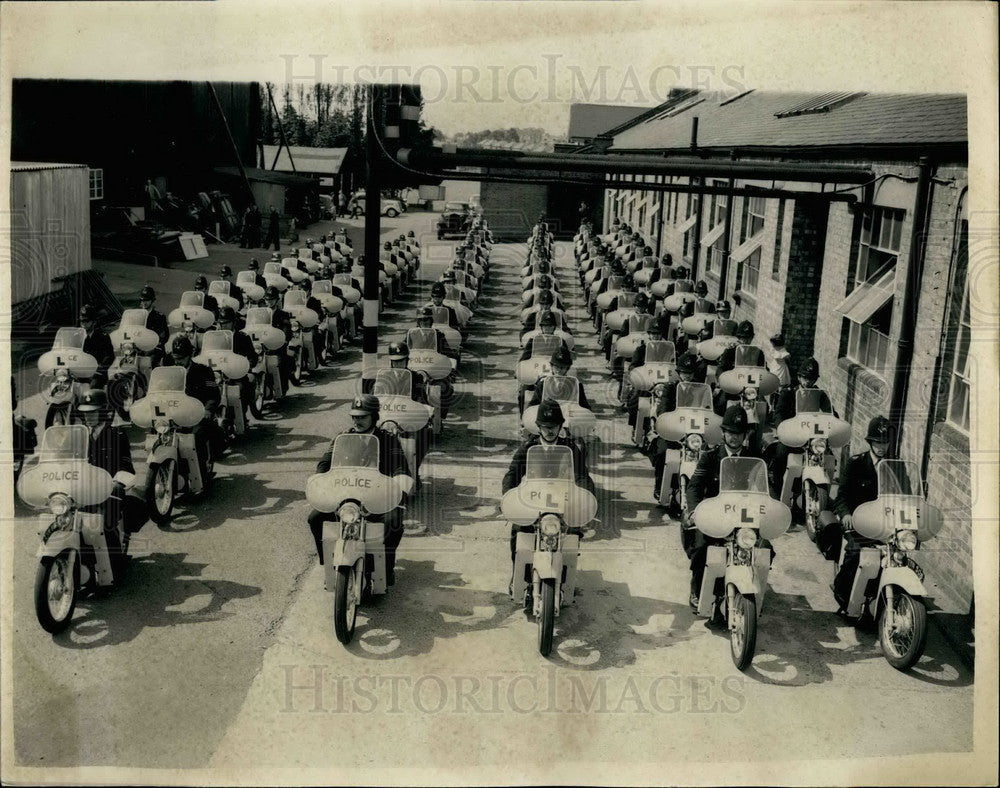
[920,185,968,481]
[655,180,666,258]
[690,179,704,280]
[717,176,735,300]
[889,157,934,456]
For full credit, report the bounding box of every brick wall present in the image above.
[925,422,973,611]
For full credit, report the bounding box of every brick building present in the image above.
[598,91,973,611]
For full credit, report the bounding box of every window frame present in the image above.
[88,168,104,201]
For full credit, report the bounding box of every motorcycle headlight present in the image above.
[48,493,72,516]
[183,320,194,331]
[652,383,667,398]
[539,514,562,537]
[810,437,828,455]
[382,420,400,436]
[338,502,362,527]
[122,341,135,354]
[744,386,758,401]
[154,418,171,434]
[291,319,301,332]
[686,433,703,452]
[896,529,918,552]
[736,527,757,550]
[55,368,71,381]
[252,341,263,354]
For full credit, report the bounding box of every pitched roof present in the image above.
[11,161,89,172]
[568,103,650,140]
[609,91,967,153]
[260,145,348,175]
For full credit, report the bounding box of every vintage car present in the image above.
[437,201,471,239]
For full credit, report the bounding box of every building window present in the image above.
[946,245,971,432]
[856,206,904,284]
[88,168,104,201]
[738,247,762,296]
[638,205,646,233]
[771,198,785,280]
[708,240,725,276]
[711,180,728,228]
[746,196,766,239]
[847,298,893,376]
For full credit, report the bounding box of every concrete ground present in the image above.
[3,216,976,781]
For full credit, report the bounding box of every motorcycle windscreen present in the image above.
[305,433,402,515]
[130,367,205,429]
[195,332,250,380]
[110,310,159,353]
[681,304,716,336]
[500,445,598,527]
[235,273,265,303]
[775,389,851,448]
[693,490,791,541]
[406,328,438,351]
[655,386,723,444]
[167,305,213,330]
[697,331,741,363]
[541,376,579,404]
[718,345,780,396]
[17,426,114,509]
[430,306,452,326]
[287,305,320,329]
[179,291,205,309]
[406,333,452,381]
[38,327,99,377]
[629,361,676,391]
[377,395,433,432]
[528,335,562,359]
[645,341,676,365]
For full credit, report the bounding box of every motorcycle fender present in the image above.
[725,565,757,597]
[512,532,534,601]
[846,547,882,619]
[878,567,927,602]
[532,550,563,582]
[801,465,830,487]
[698,546,728,617]
[331,538,365,569]
[149,442,177,466]
[37,529,80,560]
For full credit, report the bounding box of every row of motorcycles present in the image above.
[17,229,427,634]
[302,222,494,645]
[567,220,943,670]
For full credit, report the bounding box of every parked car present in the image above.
[437,201,471,239]
[347,192,406,218]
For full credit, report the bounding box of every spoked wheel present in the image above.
[147,459,177,525]
[729,589,758,671]
[804,480,819,542]
[249,375,266,418]
[333,559,363,644]
[34,551,78,634]
[879,588,927,670]
[537,578,556,657]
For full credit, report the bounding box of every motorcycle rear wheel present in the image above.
[537,579,556,657]
[249,375,266,419]
[147,460,177,525]
[34,551,77,634]
[333,561,362,644]
[729,590,758,671]
[879,588,927,670]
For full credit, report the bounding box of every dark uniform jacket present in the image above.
[519,335,570,362]
[773,385,837,425]
[524,290,565,311]
[426,302,463,329]
[316,426,410,478]
[686,444,763,513]
[87,423,135,478]
[832,451,880,519]
[529,375,591,410]
[143,308,170,347]
[220,320,259,369]
[162,359,221,410]
[83,328,115,370]
[501,434,595,495]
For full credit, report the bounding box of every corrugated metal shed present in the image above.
[11,161,89,172]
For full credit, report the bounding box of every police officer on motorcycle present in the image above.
[79,304,115,389]
[685,406,763,610]
[827,415,895,615]
[138,285,170,351]
[163,335,223,486]
[529,346,591,409]
[306,395,411,585]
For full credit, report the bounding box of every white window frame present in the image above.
[740,247,762,296]
[946,278,971,432]
[846,298,893,376]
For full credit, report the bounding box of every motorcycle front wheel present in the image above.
[147,460,177,525]
[879,588,927,670]
[333,560,362,644]
[804,480,819,542]
[729,589,758,671]
[537,578,556,657]
[34,551,77,634]
[249,375,265,418]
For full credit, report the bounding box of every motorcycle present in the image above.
[195,330,251,440]
[373,368,434,487]
[717,344,781,451]
[654,382,723,513]
[131,367,210,525]
[775,389,851,541]
[241,307,287,408]
[656,279,695,313]
[37,327,98,427]
[841,459,943,670]
[17,424,133,632]
[108,309,159,421]
[695,319,739,386]
[501,444,599,656]
[311,281,346,362]
[235,272,266,307]
[521,377,596,439]
[405,328,456,435]
[304,433,413,644]
[626,340,676,447]
[166,291,214,352]
[261,262,291,292]
[515,335,564,416]
[600,290,638,348]
[330,273,362,339]
[520,312,574,350]
[678,298,717,345]
[690,456,791,670]
[208,280,242,315]
[440,284,474,326]
[283,290,321,381]
[610,313,658,375]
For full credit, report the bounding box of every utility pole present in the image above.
[361,84,383,392]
